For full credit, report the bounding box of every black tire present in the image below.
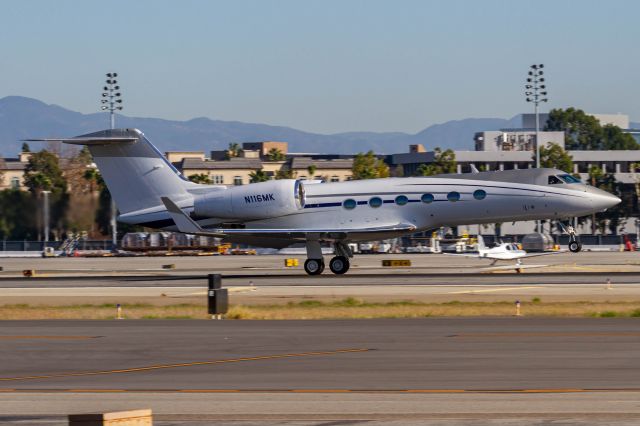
[568,240,582,253]
[304,259,324,275]
[329,256,350,274]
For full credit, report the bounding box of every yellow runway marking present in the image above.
[0,348,370,382]
[448,286,542,294]
[0,336,98,340]
[450,332,640,338]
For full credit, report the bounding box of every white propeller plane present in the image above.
[26,129,621,275]
[447,235,563,270]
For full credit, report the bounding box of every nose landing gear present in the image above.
[559,221,582,253]
[568,239,582,253]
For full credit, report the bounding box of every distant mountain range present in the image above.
[0,96,547,156]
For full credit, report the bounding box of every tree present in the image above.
[538,143,573,172]
[275,169,297,180]
[601,124,640,150]
[0,189,38,240]
[307,165,317,178]
[188,173,213,184]
[23,151,66,194]
[351,151,389,180]
[0,157,5,187]
[225,143,243,159]
[23,150,69,239]
[545,108,640,150]
[415,147,457,176]
[588,165,625,234]
[249,169,269,183]
[21,142,31,153]
[267,148,286,162]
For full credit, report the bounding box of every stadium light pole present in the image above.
[525,64,548,168]
[101,73,123,249]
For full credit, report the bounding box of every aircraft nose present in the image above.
[585,186,621,211]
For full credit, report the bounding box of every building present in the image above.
[394,113,640,184]
[0,152,31,190]
[169,141,353,184]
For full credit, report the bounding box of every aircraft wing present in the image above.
[520,250,566,258]
[442,253,481,258]
[161,197,416,240]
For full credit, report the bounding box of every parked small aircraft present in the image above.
[447,235,562,267]
[26,128,620,275]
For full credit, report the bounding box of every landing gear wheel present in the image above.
[304,259,324,275]
[568,240,582,253]
[329,256,350,275]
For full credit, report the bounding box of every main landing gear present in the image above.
[304,241,352,275]
[559,221,582,253]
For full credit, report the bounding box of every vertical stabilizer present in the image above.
[68,129,192,214]
[477,235,486,252]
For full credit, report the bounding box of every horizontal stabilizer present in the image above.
[161,197,208,235]
[23,137,137,146]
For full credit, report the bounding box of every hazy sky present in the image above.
[1,0,638,134]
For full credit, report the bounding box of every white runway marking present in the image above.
[448,286,544,294]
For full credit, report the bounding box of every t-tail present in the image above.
[477,235,486,252]
[25,128,196,221]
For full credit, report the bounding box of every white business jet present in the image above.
[26,129,620,275]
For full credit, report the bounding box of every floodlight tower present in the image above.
[101,72,123,248]
[525,64,548,168]
[101,72,123,130]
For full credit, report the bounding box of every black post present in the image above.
[207,274,228,316]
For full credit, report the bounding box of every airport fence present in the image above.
[0,240,115,252]
[482,234,635,246]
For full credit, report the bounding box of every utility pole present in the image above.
[101,73,123,249]
[42,190,51,243]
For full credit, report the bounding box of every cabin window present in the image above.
[559,174,581,184]
[548,175,563,185]
[343,199,357,210]
[473,189,486,200]
[395,195,409,206]
[369,197,382,208]
[421,193,434,203]
[447,191,460,202]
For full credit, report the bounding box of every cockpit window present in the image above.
[559,174,581,184]
[548,175,563,185]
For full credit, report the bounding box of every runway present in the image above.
[1,318,640,424]
[1,254,640,424]
[3,318,640,391]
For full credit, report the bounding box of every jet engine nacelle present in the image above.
[194,179,306,220]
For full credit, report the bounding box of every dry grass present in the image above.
[2,298,640,320]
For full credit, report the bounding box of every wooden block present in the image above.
[382,259,411,267]
[68,409,152,426]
